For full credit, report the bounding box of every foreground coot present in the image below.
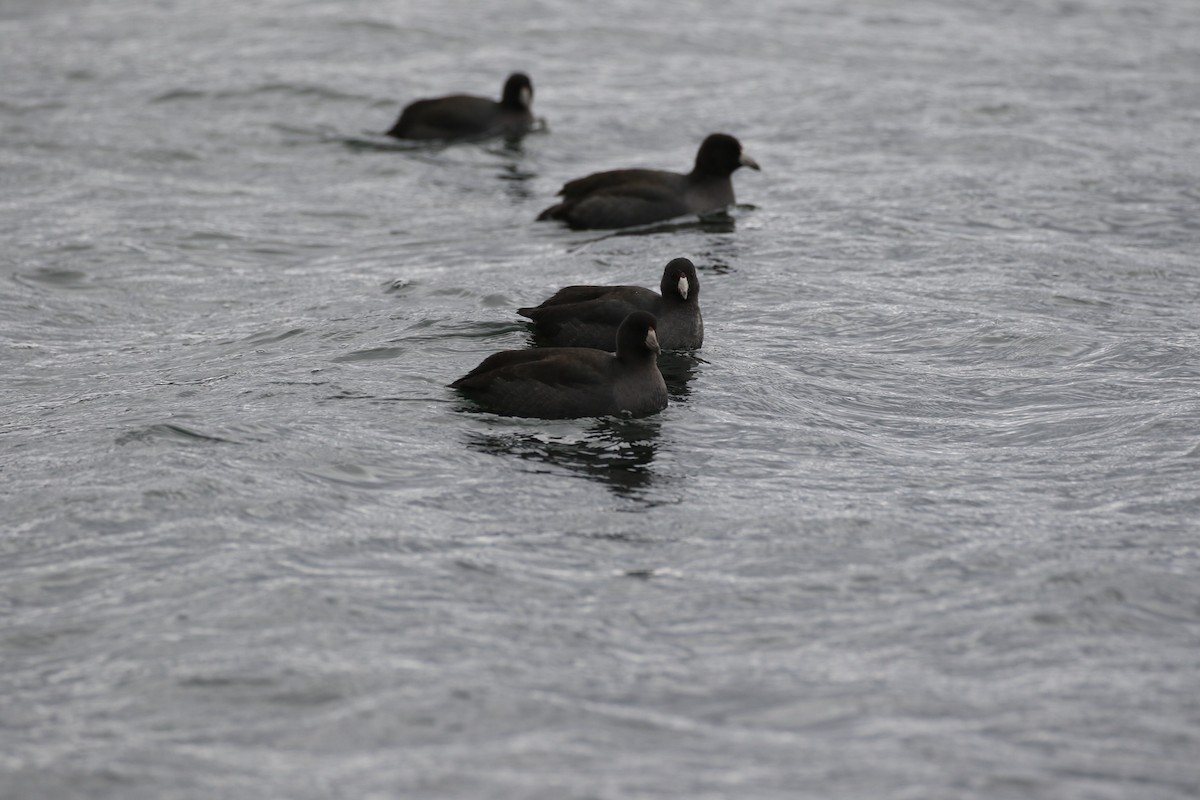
[518,257,703,351]
[537,133,759,229]
[386,73,535,141]
[450,311,667,419]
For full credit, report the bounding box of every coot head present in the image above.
[660,257,699,303]
[694,133,760,177]
[501,73,534,111]
[617,311,661,362]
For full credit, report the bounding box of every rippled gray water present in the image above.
[4,1,1200,798]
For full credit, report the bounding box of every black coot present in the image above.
[450,311,667,419]
[537,133,759,229]
[518,257,703,351]
[386,73,535,141]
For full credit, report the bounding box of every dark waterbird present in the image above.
[537,133,759,229]
[450,311,668,419]
[518,257,703,351]
[386,73,535,141]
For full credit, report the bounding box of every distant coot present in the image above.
[537,133,759,229]
[518,257,703,351]
[450,311,667,419]
[386,73,535,141]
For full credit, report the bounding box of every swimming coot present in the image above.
[386,73,535,141]
[518,257,703,351]
[450,311,668,419]
[537,133,759,229]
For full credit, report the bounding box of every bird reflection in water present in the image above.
[495,160,538,202]
[465,416,663,499]
[656,350,703,400]
[569,212,739,243]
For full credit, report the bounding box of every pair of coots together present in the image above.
[386,75,757,419]
[451,258,702,419]
[385,73,759,232]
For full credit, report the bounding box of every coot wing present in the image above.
[556,168,679,200]
[388,95,497,139]
[519,283,658,314]
[553,182,691,230]
[450,347,610,391]
[451,348,620,418]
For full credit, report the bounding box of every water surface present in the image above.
[3,1,1199,798]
